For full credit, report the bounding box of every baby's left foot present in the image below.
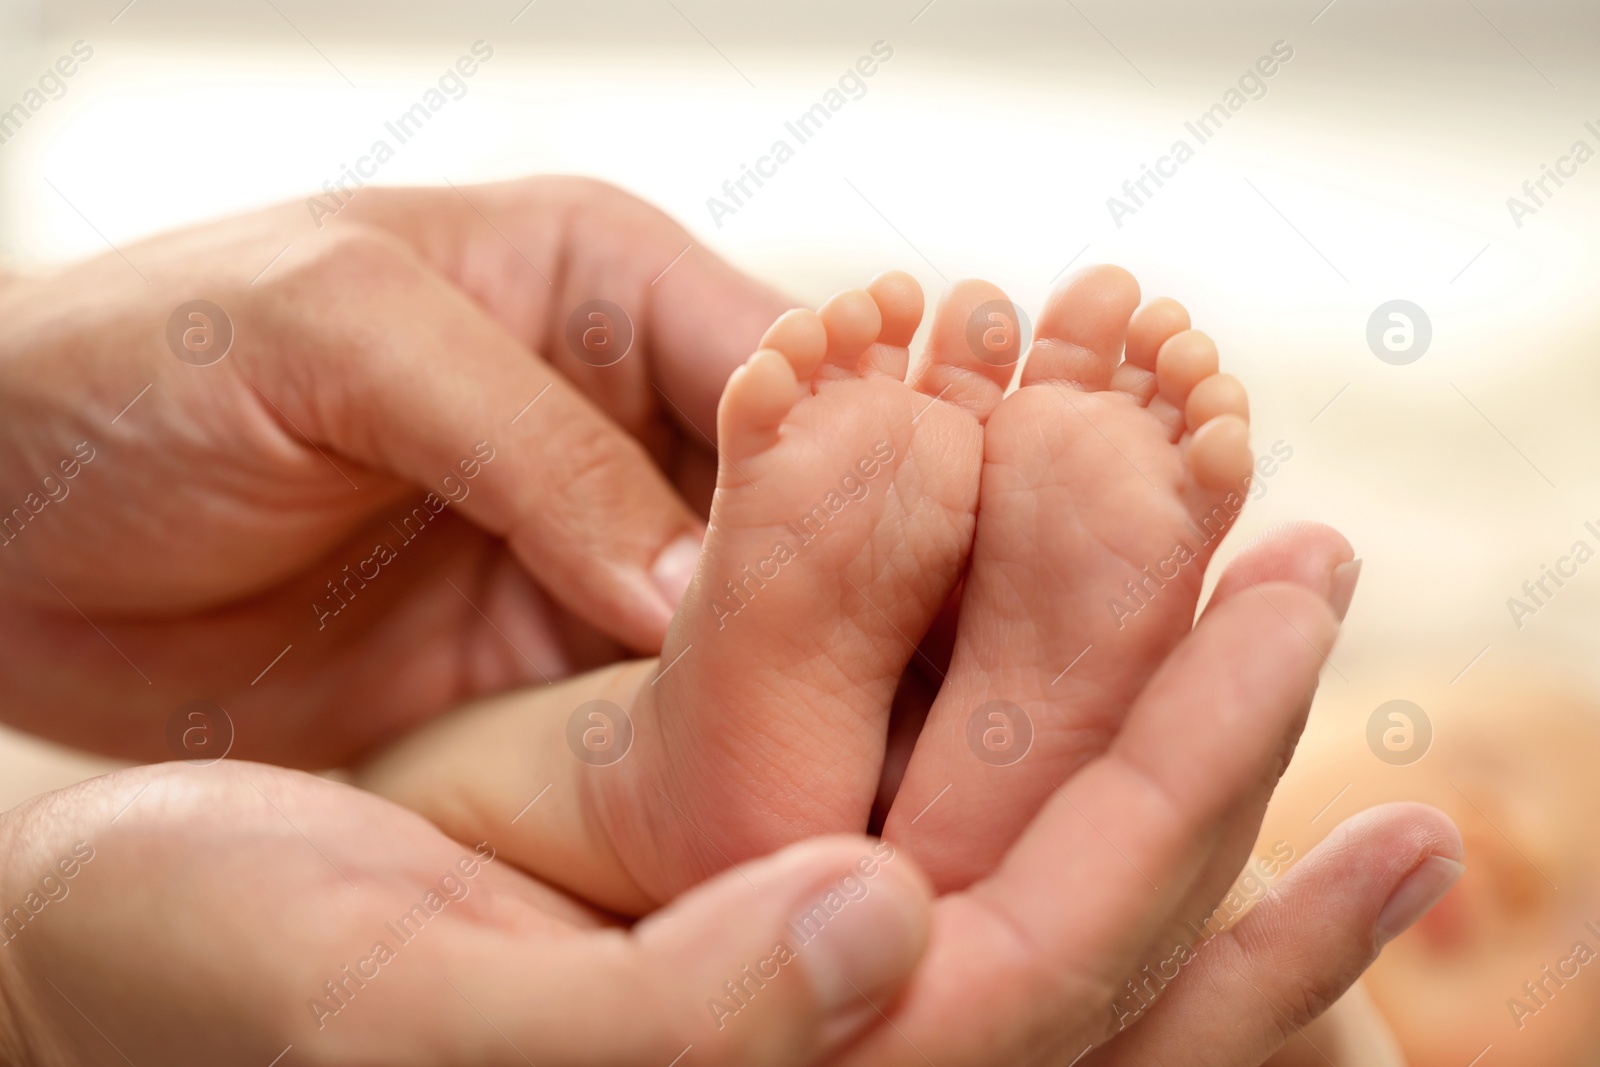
[587,273,1015,902]
[884,265,1255,891]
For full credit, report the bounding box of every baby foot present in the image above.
[883,265,1255,891]
[588,273,1018,902]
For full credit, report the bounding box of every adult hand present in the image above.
[356,523,1462,1064]
[0,762,932,1066]
[0,572,1455,1067]
[808,536,1464,1065]
[0,178,788,766]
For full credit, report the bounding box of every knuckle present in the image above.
[498,174,627,227]
[562,175,686,246]
[1227,922,1368,1041]
[253,224,430,396]
[227,224,436,448]
[264,224,424,312]
[550,422,647,509]
[553,174,632,210]
[1270,979,1338,1038]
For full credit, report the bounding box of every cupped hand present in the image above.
[0,761,930,1066]
[801,560,1463,1065]
[0,579,1455,1067]
[0,177,788,766]
[358,523,1461,1064]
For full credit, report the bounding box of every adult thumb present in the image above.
[636,835,930,1065]
[458,836,932,1066]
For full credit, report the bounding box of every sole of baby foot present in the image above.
[588,273,1021,903]
[884,264,1255,893]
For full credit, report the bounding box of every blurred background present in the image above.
[3,0,1599,1061]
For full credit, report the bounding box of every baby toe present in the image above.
[1188,413,1253,492]
[1126,296,1191,371]
[1185,372,1250,430]
[817,288,885,377]
[717,348,804,464]
[1155,329,1220,405]
[759,308,829,381]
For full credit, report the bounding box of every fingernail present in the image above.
[650,533,703,610]
[1328,559,1362,622]
[792,868,928,1040]
[1376,855,1464,944]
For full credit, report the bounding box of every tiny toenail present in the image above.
[1329,559,1362,622]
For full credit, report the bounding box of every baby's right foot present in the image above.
[588,273,1018,902]
[884,266,1257,891]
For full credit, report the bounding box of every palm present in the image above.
[15,762,611,1066]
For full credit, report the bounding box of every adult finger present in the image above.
[834,582,1341,1065]
[1204,521,1360,622]
[339,178,793,440]
[1089,803,1461,1067]
[251,225,704,651]
[1133,521,1359,1001]
[1259,983,1406,1067]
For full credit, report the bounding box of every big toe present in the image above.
[1019,263,1142,390]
